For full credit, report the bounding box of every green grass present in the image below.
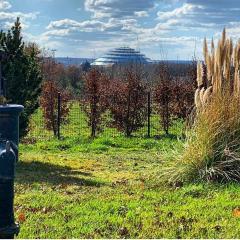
[14,107,240,238]
[15,133,240,239]
[27,102,183,140]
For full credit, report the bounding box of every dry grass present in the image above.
[160,29,240,183]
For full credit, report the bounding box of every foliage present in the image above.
[160,29,240,184]
[0,18,42,137]
[81,68,108,138]
[41,52,84,96]
[154,62,196,135]
[40,80,71,136]
[41,56,65,85]
[171,63,196,120]
[66,65,84,95]
[154,63,174,135]
[107,65,148,137]
[26,100,183,142]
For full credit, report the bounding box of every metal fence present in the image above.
[26,92,184,141]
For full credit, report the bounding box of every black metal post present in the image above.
[0,178,18,239]
[0,62,6,98]
[147,91,151,138]
[57,92,61,140]
[0,62,2,96]
[0,48,7,98]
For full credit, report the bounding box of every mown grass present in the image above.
[27,102,183,140]
[15,107,240,238]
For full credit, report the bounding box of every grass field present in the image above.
[27,102,183,140]
[15,108,240,238]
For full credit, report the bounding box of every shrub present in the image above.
[171,63,196,120]
[81,68,108,138]
[160,29,240,183]
[107,65,148,137]
[40,81,71,136]
[154,62,196,135]
[154,63,174,135]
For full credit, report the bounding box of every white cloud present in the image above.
[157,3,203,20]
[0,11,39,30]
[0,0,39,30]
[134,11,149,18]
[44,29,71,37]
[24,31,63,51]
[46,18,107,33]
[0,0,11,10]
[156,0,240,32]
[26,0,240,60]
[46,17,138,34]
[84,0,155,18]
[46,19,81,30]
[214,23,240,42]
[0,11,38,21]
[3,20,29,29]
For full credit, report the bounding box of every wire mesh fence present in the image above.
[27,92,184,142]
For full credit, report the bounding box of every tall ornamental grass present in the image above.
[161,29,240,183]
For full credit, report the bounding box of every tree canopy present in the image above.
[0,18,42,137]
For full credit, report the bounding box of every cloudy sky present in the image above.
[1,0,240,60]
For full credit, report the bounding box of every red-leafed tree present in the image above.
[40,80,71,136]
[171,79,195,120]
[154,62,196,135]
[107,65,148,136]
[154,63,174,135]
[82,68,109,138]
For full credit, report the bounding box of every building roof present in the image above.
[91,47,151,66]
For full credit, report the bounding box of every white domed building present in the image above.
[91,47,151,66]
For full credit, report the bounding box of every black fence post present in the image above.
[147,91,151,138]
[57,92,61,140]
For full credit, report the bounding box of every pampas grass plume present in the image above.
[194,88,201,109]
[197,62,203,87]
[202,86,212,105]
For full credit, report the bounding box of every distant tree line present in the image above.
[41,53,90,97]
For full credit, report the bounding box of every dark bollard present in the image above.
[0,105,23,239]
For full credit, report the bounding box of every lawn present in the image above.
[15,107,240,238]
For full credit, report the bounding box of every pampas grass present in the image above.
[160,29,240,183]
[194,88,201,109]
[202,86,212,105]
[197,62,203,87]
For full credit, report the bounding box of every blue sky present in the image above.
[1,0,240,60]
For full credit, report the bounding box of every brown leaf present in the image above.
[18,212,26,223]
[233,207,240,217]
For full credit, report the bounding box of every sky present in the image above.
[0,0,240,60]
